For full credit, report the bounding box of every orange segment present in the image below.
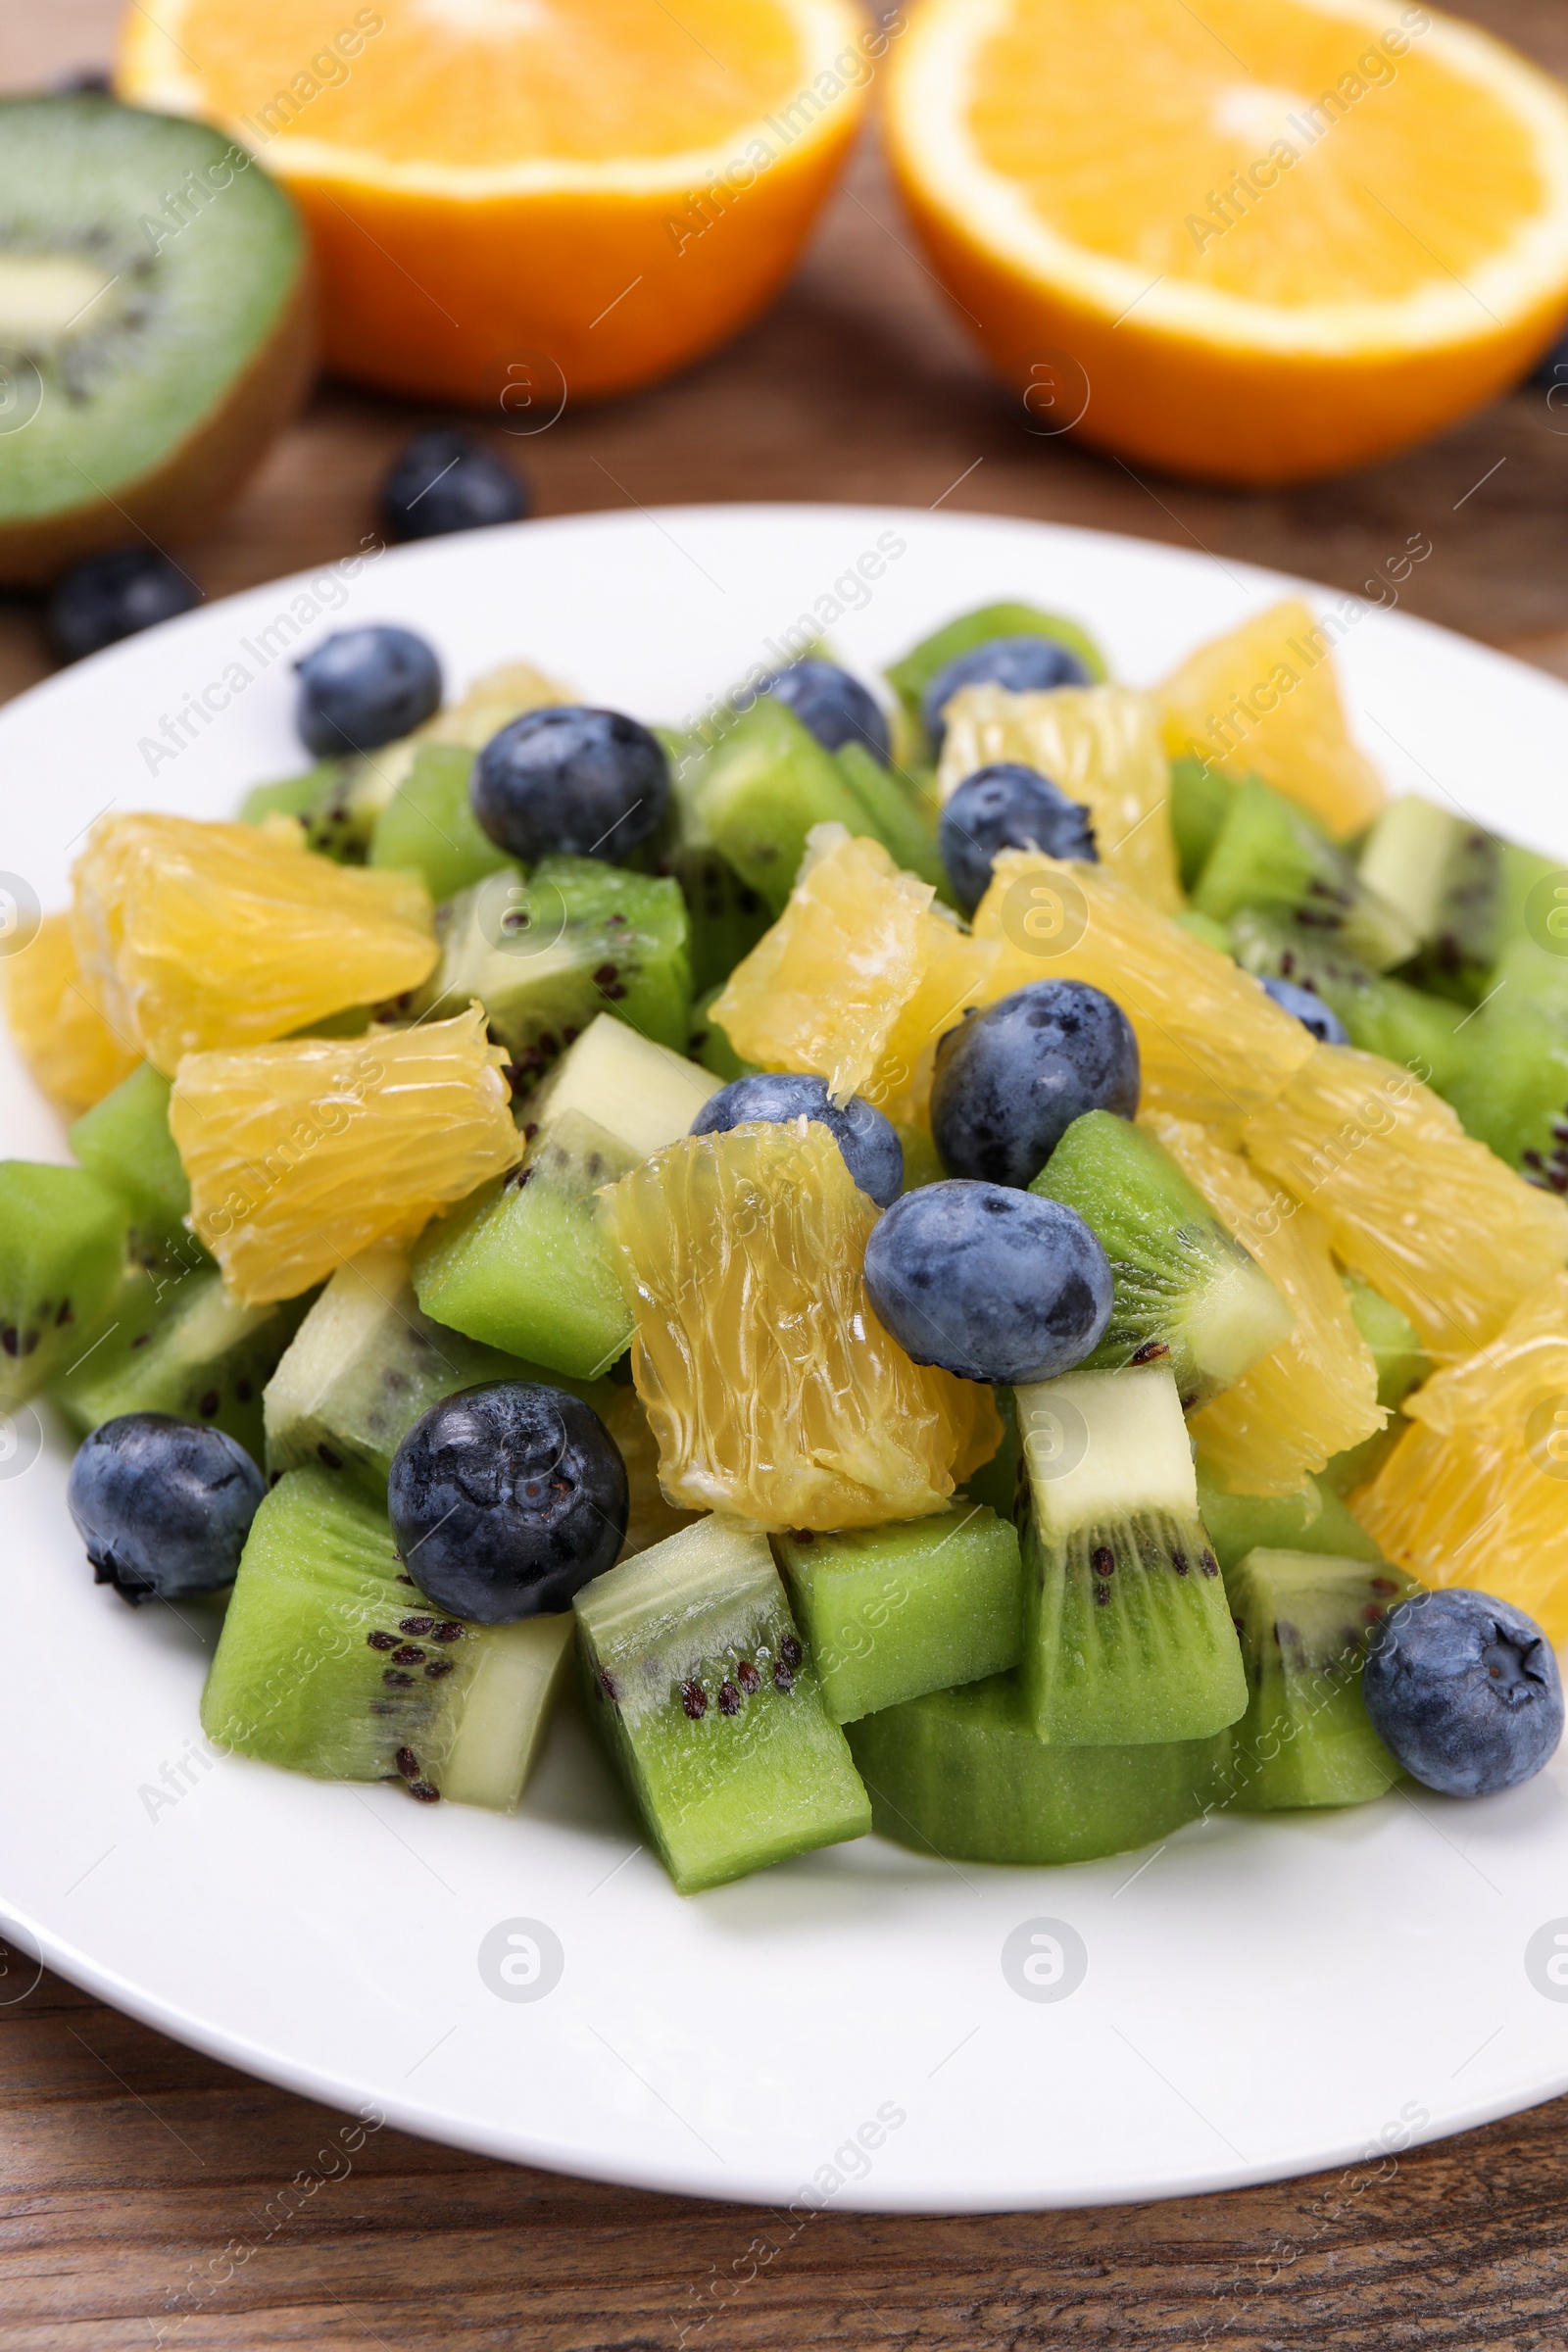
[886,0,1568,484]
[1149,1112,1382,1496]
[971,851,1315,1127]
[710,829,936,1105]
[1157,599,1384,839]
[172,1004,520,1303]
[599,1117,1001,1530]
[119,0,871,406]
[3,911,138,1116]
[1352,1271,1568,1640]
[72,813,436,1076]
[937,684,1183,912]
[1243,1045,1568,1362]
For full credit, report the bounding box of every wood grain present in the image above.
[6,4,1568,2343]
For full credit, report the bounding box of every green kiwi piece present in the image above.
[1356,797,1556,1003]
[1194,1464,1383,1575]
[1031,1110,1293,1410]
[68,1062,194,1265]
[416,856,691,1085]
[413,1014,718,1378]
[884,601,1108,751]
[1172,907,1235,957]
[958,1385,1018,1516]
[368,745,511,903]
[1015,1364,1247,1745]
[1193,777,1417,971]
[0,1162,127,1407]
[848,1676,1229,1866]
[1443,943,1568,1187]
[1342,1275,1427,1411]
[690,698,871,915]
[1222,1547,1419,1810]
[774,1505,1022,1725]
[1227,908,1468,1091]
[201,1468,571,1810]
[0,95,313,584]
[575,1516,870,1895]
[834,741,950,897]
[240,762,341,830]
[51,1263,311,1460]
[687,983,757,1082]
[1168,756,1235,891]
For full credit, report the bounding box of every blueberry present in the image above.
[864,1181,1111,1385]
[67,1413,265,1604]
[1362,1588,1564,1797]
[691,1073,904,1207]
[760,660,891,764]
[940,762,1098,916]
[930,980,1140,1190]
[1258,974,1348,1047]
[296,625,443,757]
[382,426,528,542]
[471,706,670,862]
[387,1382,627,1623]
[47,548,200,662]
[922,634,1093,753]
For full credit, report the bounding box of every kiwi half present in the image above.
[0,96,313,583]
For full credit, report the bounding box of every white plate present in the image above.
[5,504,1568,2215]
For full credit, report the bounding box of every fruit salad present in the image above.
[6,598,1566,1896]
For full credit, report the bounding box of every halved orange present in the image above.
[886,0,1568,484]
[119,0,871,407]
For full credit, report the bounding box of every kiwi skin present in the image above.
[0,264,315,586]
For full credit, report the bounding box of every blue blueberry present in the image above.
[67,1413,265,1604]
[1258,974,1348,1046]
[940,762,1098,916]
[760,660,891,764]
[47,548,200,662]
[471,706,670,863]
[1362,1588,1563,1797]
[864,1181,1112,1385]
[930,980,1140,1190]
[691,1073,904,1207]
[388,1382,627,1623]
[296,625,443,757]
[382,426,528,542]
[922,633,1093,753]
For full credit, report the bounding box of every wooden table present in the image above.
[7,4,1568,2342]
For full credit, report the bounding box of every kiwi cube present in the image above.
[834,741,950,897]
[419,856,691,1082]
[68,1062,193,1260]
[1224,1547,1419,1810]
[1444,953,1568,1184]
[668,842,773,998]
[849,1675,1229,1866]
[201,1468,569,1809]
[1194,1464,1383,1575]
[1168,756,1235,891]
[1354,796,1558,1001]
[690,698,871,915]
[413,1015,718,1377]
[0,1162,128,1407]
[1342,1275,1427,1411]
[240,762,341,829]
[52,1263,309,1461]
[1016,1363,1247,1746]
[368,744,512,904]
[576,1516,870,1894]
[1193,776,1417,971]
[1031,1110,1293,1409]
[884,602,1108,746]
[774,1505,1022,1724]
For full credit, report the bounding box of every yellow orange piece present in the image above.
[938,683,1183,912]
[599,1118,1001,1530]
[119,0,870,408]
[1149,1112,1382,1496]
[971,851,1315,1127]
[710,828,935,1104]
[886,0,1568,486]
[1352,1271,1568,1640]
[172,1004,520,1303]
[1157,599,1385,839]
[1244,1045,1568,1363]
[2,911,138,1117]
[72,813,436,1076]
